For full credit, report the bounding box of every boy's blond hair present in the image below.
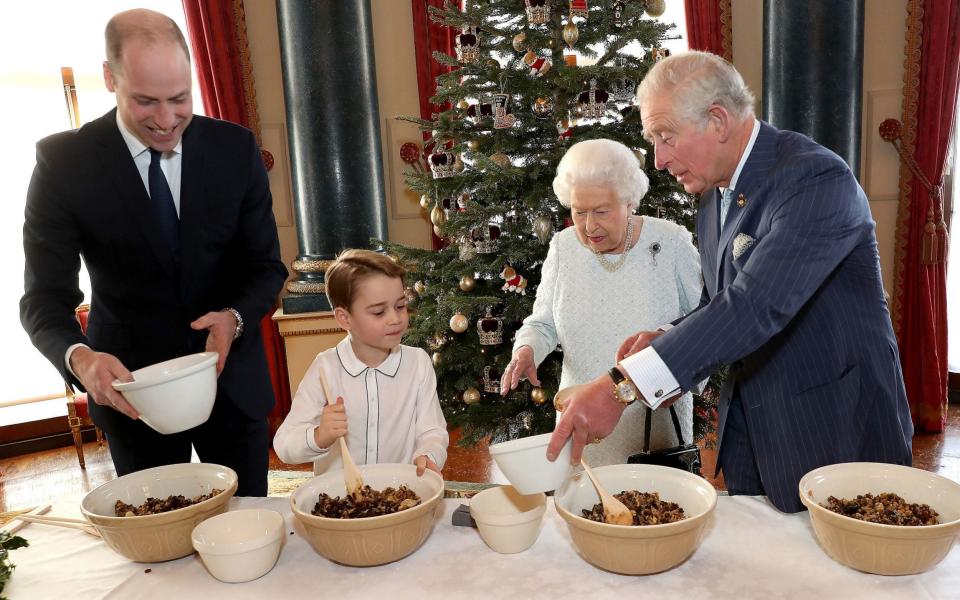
[325,249,406,310]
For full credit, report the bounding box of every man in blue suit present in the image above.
[547,51,913,513]
[20,9,287,495]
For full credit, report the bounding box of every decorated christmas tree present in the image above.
[383,0,717,446]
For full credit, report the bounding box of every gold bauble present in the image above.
[419,194,431,209]
[430,204,446,227]
[457,99,470,110]
[463,387,481,405]
[459,275,477,292]
[449,312,469,333]
[414,280,427,294]
[646,0,666,17]
[512,32,527,52]
[490,152,510,168]
[562,21,579,49]
[531,387,547,404]
[433,225,444,237]
[634,149,646,169]
[467,139,480,151]
[432,351,442,367]
[546,37,556,49]
[486,58,500,69]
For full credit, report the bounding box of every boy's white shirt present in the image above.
[273,336,449,475]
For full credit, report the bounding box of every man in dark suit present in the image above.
[547,51,913,513]
[20,9,287,496]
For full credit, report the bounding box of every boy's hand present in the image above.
[414,454,441,476]
[313,397,347,449]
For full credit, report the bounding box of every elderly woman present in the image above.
[501,138,702,466]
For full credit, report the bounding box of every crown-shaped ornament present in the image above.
[429,150,457,179]
[440,196,455,220]
[470,224,501,254]
[610,76,637,102]
[483,365,502,394]
[577,78,610,119]
[477,308,504,345]
[524,0,550,25]
[456,25,480,64]
[570,0,589,18]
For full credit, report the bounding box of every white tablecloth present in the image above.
[6,496,959,599]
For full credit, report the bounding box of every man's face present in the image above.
[104,39,193,152]
[641,93,727,195]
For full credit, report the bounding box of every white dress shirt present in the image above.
[64,114,185,374]
[621,119,760,409]
[273,336,449,475]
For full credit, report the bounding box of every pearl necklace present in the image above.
[593,217,635,273]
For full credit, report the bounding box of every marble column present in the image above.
[762,0,864,177]
[276,0,388,313]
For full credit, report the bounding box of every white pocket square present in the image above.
[733,233,756,260]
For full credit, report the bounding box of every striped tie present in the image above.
[720,187,734,228]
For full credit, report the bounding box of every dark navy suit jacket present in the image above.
[651,122,914,512]
[21,109,288,426]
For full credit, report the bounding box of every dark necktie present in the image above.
[148,149,180,257]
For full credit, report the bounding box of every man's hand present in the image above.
[616,330,663,362]
[546,374,626,465]
[70,346,138,419]
[190,310,236,374]
[414,454,441,476]
[500,345,540,395]
[313,397,347,449]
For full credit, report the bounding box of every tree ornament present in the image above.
[577,78,610,119]
[532,97,554,119]
[649,47,671,62]
[459,274,477,292]
[523,50,552,77]
[500,265,528,295]
[486,57,501,69]
[557,117,573,142]
[471,224,501,253]
[457,192,470,211]
[466,99,494,123]
[459,236,478,261]
[432,351,443,367]
[482,366,501,394]
[490,152,511,168]
[610,75,637,102]
[533,215,553,243]
[477,307,504,345]
[414,280,427,294]
[634,149,646,168]
[430,204,447,227]
[524,0,550,25]
[467,139,480,151]
[455,25,480,63]
[463,387,481,405]
[429,150,457,178]
[531,387,547,404]
[512,32,528,52]
[562,21,579,49]
[612,0,627,28]
[419,194,431,209]
[492,93,517,129]
[453,154,465,172]
[449,312,469,333]
[433,225,444,237]
[404,287,418,303]
[646,0,666,17]
[570,0,588,19]
[457,99,470,110]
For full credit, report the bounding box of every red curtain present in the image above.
[684,0,733,60]
[891,0,960,432]
[182,0,292,431]
[412,0,459,250]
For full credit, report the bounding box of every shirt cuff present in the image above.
[65,343,90,378]
[657,323,674,332]
[619,346,681,410]
[305,426,332,455]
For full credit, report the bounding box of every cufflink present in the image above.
[655,389,663,398]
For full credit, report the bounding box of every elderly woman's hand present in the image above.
[500,346,540,395]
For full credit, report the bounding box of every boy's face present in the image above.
[335,274,409,353]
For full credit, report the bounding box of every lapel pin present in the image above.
[737,194,747,208]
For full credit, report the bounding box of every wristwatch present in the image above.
[221,307,244,340]
[607,366,639,405]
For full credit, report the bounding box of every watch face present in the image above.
[616,380,638,404]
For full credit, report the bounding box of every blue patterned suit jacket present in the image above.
[651,122,914,513]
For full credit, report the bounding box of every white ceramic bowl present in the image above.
[470,485,546,554]
[112,352,218,434]
[290,463,444,566]
[489,433,572,494]
[554,464,717,575]
[192,509,284,583]
[81,463,238,562]
[799,462,960,575]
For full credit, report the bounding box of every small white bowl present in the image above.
[192,509,284,583]
[470,485,546,554]
[489,433,572,494]
[113,352,218,434]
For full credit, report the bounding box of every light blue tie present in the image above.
[720,187,734,228]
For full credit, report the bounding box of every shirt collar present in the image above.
[115,110,183,159]
[724,118,760,193]
[335,336,402,378]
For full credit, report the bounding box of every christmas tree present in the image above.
[384,0,717,446]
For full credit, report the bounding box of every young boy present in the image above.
[273,249,448,476]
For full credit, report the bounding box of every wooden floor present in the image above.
[1,403,957,513]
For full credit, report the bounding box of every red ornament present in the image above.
[260,148,274,172]
[400,142,421,164]
[878,118,902,142]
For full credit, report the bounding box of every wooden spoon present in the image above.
[580,459,633,526]
[317,368,364,497]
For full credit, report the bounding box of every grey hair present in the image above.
[636,50,755,128]
[553,139,649,211]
